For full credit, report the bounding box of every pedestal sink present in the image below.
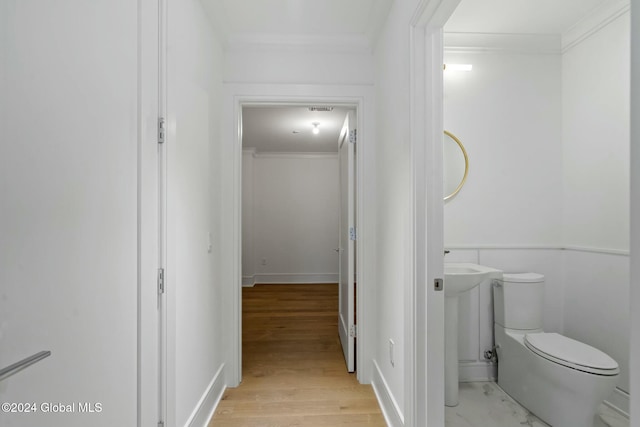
[444,263,502,407]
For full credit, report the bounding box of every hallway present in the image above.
[209,284,385,426]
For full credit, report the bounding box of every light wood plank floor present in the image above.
[209,283,386,427]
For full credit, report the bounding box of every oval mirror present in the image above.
[443,130,469,201]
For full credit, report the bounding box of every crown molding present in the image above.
[444,32,561,54]
[223,33,372,54]
[248,151,338,159]
[562,0,630,53]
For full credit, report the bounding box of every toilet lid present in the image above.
[524,333,619,376]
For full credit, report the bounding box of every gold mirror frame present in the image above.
[444,130,469,201]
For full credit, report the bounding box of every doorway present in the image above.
[240,104,357,374]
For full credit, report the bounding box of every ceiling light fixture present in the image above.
[312,122,320,135]
[444,63,473,72]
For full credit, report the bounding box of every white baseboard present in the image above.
[458,361,497,382]
[184,363,226,427]
[250,273,338,284]
[371,360,404,427]
[604,387,630,418]
[242,276,256,287]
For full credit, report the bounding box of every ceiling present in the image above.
[445,0,610,34]
[242,106,353,153]
[217,0,612,154]
[201,0,394,51]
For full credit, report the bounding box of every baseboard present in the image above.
[242,276,256,287]
[604,387,630,418]
[371,360,404,427]
[458,361,497,382]
[184,363,226,427]
[252,273,338,284]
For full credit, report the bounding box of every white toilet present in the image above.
[494,273,619,427]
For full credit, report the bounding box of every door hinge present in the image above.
[158,268,165,294]
[349,129,357,144]
[350,325,358,338]
[158,117,166,144]
[349,227,357,241]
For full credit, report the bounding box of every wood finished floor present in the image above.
[209,284,386,427]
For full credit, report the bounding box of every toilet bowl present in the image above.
[494,273,619,427]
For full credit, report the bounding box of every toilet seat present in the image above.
[524,333,619,376]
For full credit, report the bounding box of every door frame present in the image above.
[408,0,460,426]
[138,0,162,425]
[223,83,375,386]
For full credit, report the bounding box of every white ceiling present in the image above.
[242,106,353,153]
[201,0,393,50]
[216,0,612,153]
[446,0,610,34]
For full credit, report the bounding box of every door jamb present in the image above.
[409,1,460,426]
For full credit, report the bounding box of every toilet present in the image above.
[494,273,619,427]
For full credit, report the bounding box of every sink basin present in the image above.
[444,263,493,296]
[443,262,502,407]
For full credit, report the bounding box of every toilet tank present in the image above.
[494,273,545,330]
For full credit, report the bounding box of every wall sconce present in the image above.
[312,122,320,135]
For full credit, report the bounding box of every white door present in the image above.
[0,1,159,426]
[338,111,356,372]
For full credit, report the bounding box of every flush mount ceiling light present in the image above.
[312,122,320,135]
[444,63,473,72]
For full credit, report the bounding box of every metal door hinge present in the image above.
[434,278,443,291]
[158,117,166,144]
[349,227,357,241]
[158,268,165,294]
[350,325,358,337]
[349,129,357,144]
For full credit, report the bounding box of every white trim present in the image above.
[563,246,630,256]
[250,273,339,284]
[604,387,630,418]
[242,276,256,287]
[444,244,629,256]
[410,0,458,425]
[371,361,404,427]
[444,32,561,54]
[631,0,640,420]
[458,362,497,383]
[562,0,630,53]
[184,364,226,427]
[137,0,161,425]
[251,152,338,159]
[445,244,564,250]
[225,83,375,389]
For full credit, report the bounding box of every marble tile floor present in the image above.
[445,382,629,427]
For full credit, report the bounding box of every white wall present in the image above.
[224,49,374,85]
[242,151,256,281]
[562,11,631,397]
[166,0,226,425]
[372,0,422,420]
[444,52,563,247]
[242,152,339,285]
[0,1,142,425]
[443,7,632,412]
[443,49,564,378]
